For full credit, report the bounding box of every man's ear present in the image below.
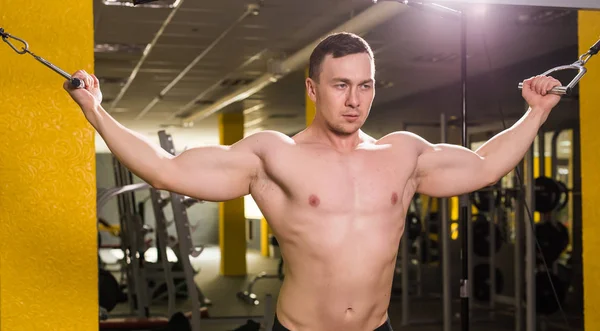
[306,77,317,103]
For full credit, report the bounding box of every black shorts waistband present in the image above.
[272,314,393,331]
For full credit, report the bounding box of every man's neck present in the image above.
[306,123,365,152]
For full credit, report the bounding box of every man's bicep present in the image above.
[161,141,262,201]
[415,143,492,198]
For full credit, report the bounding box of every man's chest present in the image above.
[260,145,418,212]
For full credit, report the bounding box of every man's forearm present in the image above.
[92,105,174,187]
[475,107,546,181]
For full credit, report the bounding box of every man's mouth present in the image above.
[343,114,360,122]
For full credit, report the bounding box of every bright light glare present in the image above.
[472,5,487,16]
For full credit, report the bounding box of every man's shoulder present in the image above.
[241,130,295,152]
[377,131,426,146]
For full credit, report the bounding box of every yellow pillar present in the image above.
[219,112,247,276]
[306,67,317,126]
[578,11,600,330]
[0,1,96,330]
[260,218,273,257]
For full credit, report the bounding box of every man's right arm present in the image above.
[97,112,262,201]
[66,71,262,202]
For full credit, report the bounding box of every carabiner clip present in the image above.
[0,28,29,55]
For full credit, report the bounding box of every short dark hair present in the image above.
[308,32,374,81]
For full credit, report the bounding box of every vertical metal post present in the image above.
[514,162,524,331]
[467,195,473,313]
[571,126,583,313]
[440,113,452,331]
[525,145,537,331]
[402,120,410,327]
[459,11,470,331]
[401,233,410,326]
[416,239,423,298]
[149,189,177,316]
[489,192,496,318]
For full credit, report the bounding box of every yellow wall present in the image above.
[219,112,247,276]
[578,10,600,330]
[0,1,97,329]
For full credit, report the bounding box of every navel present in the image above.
[308,194,320,207]
[391,192,399,205]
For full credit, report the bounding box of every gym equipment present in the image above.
[472,263,504,302]
[397,114,452,328]
[535,221,570,265]
[238,235,284,306]
[470,177,571,214]
[406,212,422,241]
[99,312,191,331]
[554,181,570,212]
[0,28,84,88]
[472,216,502,257]
[418,235,439,264]
[155,130,206,331]
[534,177,563,213]
[535,272,568,315]
[99,268,124,312]
[518,37,599,95]
[97,158,195,319]
[133,0,161,5]
[98,132,276,331]
[237,271,281,306]
[470,189,501,213]
[156,131,277,331]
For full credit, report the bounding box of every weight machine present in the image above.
[395,112,581,331]
[97,130,276,331]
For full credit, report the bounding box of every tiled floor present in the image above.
[103,246,582,331]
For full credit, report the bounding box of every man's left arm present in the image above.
[414,75,562,198]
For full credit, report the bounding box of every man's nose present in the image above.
[345,88,360,108]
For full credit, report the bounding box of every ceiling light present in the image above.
[94,43,145,54]
[102,0,180,9]
[243,103,265,115]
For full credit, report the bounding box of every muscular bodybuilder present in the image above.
[65,32,562,331]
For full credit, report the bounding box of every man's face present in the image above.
[307,53,375,135]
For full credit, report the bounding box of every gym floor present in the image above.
[104,246,582,331]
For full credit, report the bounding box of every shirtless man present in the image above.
[65,32,562,331]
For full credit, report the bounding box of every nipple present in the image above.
[308,194,320,207]
[391,192,399,205]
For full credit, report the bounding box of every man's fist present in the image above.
[521,75,562,112]
[63,70,103,112]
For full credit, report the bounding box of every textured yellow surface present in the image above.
[0,1,96,330]
[219,112,247,276]
[579,11,600,330]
